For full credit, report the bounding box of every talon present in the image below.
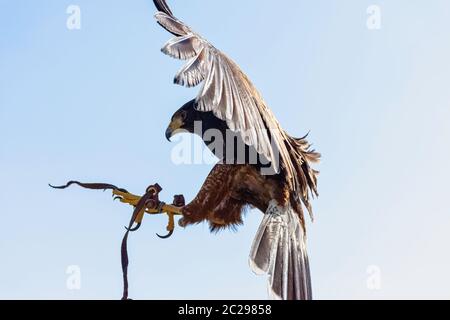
[156,211,176,239]
[156,229,174,239]
[113,190,142,207]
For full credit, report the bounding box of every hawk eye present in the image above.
[180,110,188,120]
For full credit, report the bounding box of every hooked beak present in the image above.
[165,126,173,142]
[165,117,184,142]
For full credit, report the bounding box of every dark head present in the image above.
[165,99,200,141]
[165,99,227,142]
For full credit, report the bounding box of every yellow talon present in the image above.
[167,212,175,231]
[113,189,183,223]
[113,190,141,206]
[161,204,183,216]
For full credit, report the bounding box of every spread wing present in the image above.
[153,0,298,182]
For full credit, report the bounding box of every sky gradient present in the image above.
[1,0,450,299]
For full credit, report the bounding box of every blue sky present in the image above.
[1,0,450,299]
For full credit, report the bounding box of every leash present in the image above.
[50,181,184,300]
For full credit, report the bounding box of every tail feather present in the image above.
[249,201,312,300]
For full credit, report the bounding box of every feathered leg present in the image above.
[180,164,243,228]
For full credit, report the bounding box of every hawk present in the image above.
[154,1,321,300]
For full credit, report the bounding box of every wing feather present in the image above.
[154,11,287,174]
[153,0,173,16]
[155,12,190,36]
[162,34,202,60]
[174,48,206,87]
[154,3,319,197]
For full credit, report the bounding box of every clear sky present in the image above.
[1,0,450,300]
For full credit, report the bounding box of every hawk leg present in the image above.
[180,164,246,230]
